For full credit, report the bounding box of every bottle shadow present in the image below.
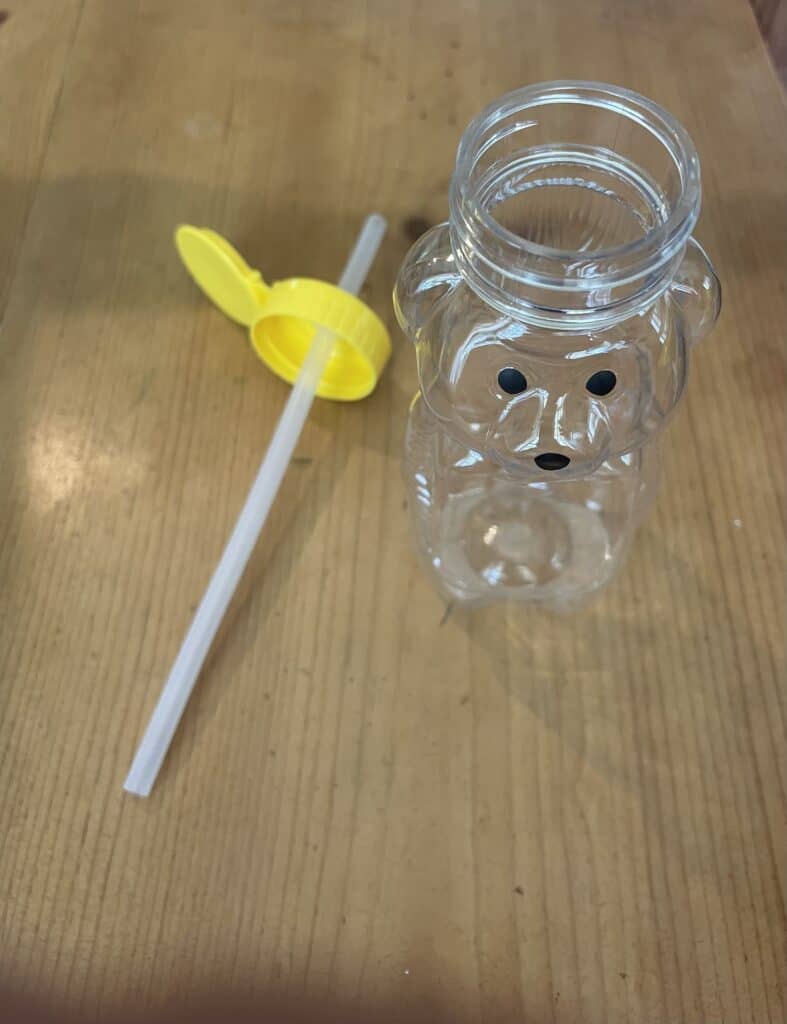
[444,518,766,881]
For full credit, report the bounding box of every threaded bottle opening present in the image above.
[449,82,701,326]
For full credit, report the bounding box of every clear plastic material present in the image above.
[395,83,720,609]
[125,214,387,797]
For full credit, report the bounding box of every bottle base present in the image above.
[414,484,626,610]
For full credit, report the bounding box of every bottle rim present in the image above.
[448,81,701,323]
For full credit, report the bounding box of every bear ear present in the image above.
[671,237,721,345]
[393,222,460,339]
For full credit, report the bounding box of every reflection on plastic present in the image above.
[395,83,721,609]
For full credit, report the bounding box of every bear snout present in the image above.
[534,453,571,471]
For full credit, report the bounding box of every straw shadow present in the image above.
[124,204,417,787]
[0,168,434,798]
[157,358,412,780]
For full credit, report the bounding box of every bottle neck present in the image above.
[448,83,701,329]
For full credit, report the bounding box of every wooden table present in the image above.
[1,2,785,1021]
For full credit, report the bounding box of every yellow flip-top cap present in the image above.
[175,225,391,401]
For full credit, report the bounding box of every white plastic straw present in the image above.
[124,214,387,797]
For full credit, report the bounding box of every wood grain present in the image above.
[0,1,785,1022]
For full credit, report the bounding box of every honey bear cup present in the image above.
[395,82,721,608]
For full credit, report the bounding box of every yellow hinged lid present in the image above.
[175,225,391,401]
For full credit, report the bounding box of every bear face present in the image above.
[412,282,687,479]
[395,223,718,480]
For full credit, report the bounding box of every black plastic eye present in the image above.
[586,370,617,396]
[498,367,528,394]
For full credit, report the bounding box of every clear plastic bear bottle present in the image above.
[395,82,720,608]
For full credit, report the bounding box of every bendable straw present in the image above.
[124,214,387,797]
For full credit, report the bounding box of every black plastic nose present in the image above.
[535,452,571,471]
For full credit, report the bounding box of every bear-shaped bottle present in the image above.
[395,82,720,608]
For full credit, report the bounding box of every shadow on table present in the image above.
[445,519,760,847]
[455,523,750,738]
[0,171,428,314]
[158,357,413,776]
[0,169,423,792]
[21,171,422,789]
[0,981,550,1024]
